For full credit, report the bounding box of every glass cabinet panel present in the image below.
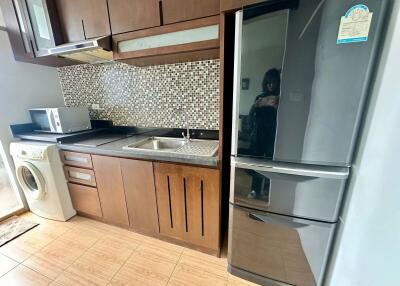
[118,25,219,53]
[25,0,53,51]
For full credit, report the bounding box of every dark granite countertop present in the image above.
[58,128,220,167]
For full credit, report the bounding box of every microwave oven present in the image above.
[29,107,92,134]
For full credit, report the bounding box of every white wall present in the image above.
[325,2,400,285]
[0,7,5,27]
[0,30,64,206]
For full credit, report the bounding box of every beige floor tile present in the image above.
[2,213,262,286]
[134,243,182,264]
[0,223,64,263]
[0,238,37,262]
[0,264,51,286]
[227,274,261,286]
[22,238,87,280]
[0,253,18,277]
[110,242,181,286]
[94,234,141,251]
[110,253,176,286]
[178,254,228,279]
[182,248,228,267]
[57,228,100,249]
[53,271,100,286]
[168,263,227,286]
[141,236,185,254]
[57,238,134,286]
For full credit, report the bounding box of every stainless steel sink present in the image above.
[123,137,219,157]
[124,137,187,152]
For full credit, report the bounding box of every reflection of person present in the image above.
[247,68,281,199]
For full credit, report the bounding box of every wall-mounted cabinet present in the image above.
[0,0,74,66]
[2,0,223,66]
[162,0,220,24]
[55,0,111,42]
[108,0,161,35]
[220,0,266,11]
[113,16,220,66]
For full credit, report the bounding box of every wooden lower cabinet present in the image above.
[154,163,220,252]
[92,155,130,226]
[64,151,221,254]
[120,158,159,234]
[68,183,103,218]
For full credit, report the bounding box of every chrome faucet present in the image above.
[176,108,191,142]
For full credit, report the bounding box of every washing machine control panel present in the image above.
[18,149,45,160]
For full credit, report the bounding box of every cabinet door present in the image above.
[0,0,73,66]
[92,155,129,226]
[108,0,161,34]
[220,0,242,11]
[56,0,110,42]
[154,163,221,251]
[185,166,220,250]
[162,0,219,24]
[120,159,159,234]
[68,183,103,218]
[154,163,186,240]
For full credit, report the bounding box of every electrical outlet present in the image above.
[91,104,101,110]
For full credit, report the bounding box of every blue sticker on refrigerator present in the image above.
[337,4,373,44]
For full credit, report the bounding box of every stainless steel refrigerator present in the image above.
[228,0,387,285]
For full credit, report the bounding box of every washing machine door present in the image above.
[15,162,46,200]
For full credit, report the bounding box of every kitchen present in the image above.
[0,0,399,286]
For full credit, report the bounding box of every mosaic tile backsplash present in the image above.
[58,60,220,130]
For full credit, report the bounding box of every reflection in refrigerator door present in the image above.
[228,205,336,286]
[228,0,388,285]
[231,160,349,222]
[232,0,388,166]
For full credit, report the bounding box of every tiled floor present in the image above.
[0,213,259,286]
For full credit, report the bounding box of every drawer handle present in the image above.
[69,170,92,181]
[65,155,88,164]
[248,213,308,229]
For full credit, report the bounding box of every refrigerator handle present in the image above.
[233,159,349,179]
[231,10,243,157]
[248,213,308,229]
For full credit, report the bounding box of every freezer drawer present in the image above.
[228,205,335,286]
[231,158,348,222]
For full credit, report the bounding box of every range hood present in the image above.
[45,36,113,64]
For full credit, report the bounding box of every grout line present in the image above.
[0,259,19,279]
[105,244,140,286]
[165,251,184,285]
[46,229,102,282]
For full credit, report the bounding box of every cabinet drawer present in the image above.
[64,166,97,187]
[61,151,93,169]
[68,183,103,218]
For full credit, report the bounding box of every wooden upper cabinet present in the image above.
[108,0,161,34]
[55,0,111,42]
[120,159,159,234]
[220,0,267,11]
[161,0,219,24]
[220,0,242,11]
[154,163,221,252]
[92,155,130,226]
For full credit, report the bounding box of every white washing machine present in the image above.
[10,141,76,221]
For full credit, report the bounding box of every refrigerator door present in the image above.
[231,157,348,222]
[228,205,336,286]
[232,0,387,166]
